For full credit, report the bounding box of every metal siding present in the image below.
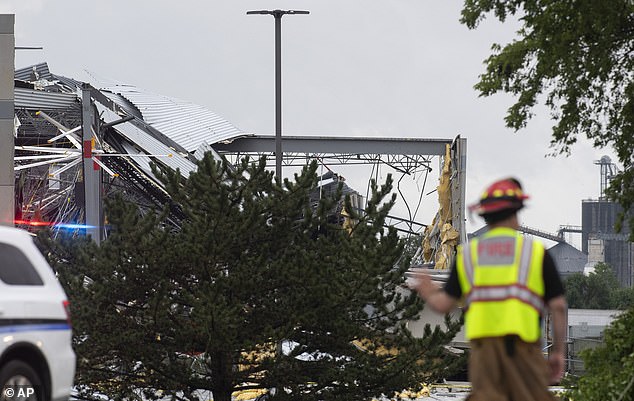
[120,141,156,178]
[15,62,52,81]
[101,85,243,152]
[567,309,623,327]
[569,325,606,339]
[581,200,633,286]
[51,75,85,94]
[582,200,621,253]
[102,92,143,119]
[95,101,197,177]
[14,87,78,110]
[193,141,222,161]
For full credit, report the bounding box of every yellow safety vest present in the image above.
[456,227,545,343]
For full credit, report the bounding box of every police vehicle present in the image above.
[0,226,75,401]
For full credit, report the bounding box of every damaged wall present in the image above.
[421,144,460,270]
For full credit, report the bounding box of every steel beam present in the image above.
[217,135,467,243]
[451,137,467,244]
[214,135,451,156]
[81,84,102,243]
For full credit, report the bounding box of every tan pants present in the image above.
[467,337,558,401]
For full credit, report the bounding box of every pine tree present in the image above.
[42,154,462,401]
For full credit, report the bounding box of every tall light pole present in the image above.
[247,9,309,181]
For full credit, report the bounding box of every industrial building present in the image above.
[11,62,243,239]
[580,156,633,287]
[6,67,631,289]
[5,58,467,248]
[2,12,468,246]
[4,14,631,292]
[582,198,633,286]
[566,309,623,375]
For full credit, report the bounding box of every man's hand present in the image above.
[408,271,437,300]
[407,271,456,314]
[548,351,565,384]
[547,295,567,384]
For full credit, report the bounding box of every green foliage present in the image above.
[460,0,634,240]
[563,306,634,401]
[613,287,634,310]
[42,154,462,401]
[564,263,634,310]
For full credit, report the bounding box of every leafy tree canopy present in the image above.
[42,155,463,401]
[461,0,634,238]
[564,262,634,310]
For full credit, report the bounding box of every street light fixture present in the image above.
[247,9,309,181]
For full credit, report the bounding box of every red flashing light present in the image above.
[15,220,94,230]
[14,219,54,227]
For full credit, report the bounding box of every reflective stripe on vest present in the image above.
[458,229,545,342]
[466,284,544,312]
[518,237,533,284]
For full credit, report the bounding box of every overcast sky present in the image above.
[2,0,619,248]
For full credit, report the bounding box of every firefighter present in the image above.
[409,178,566,401]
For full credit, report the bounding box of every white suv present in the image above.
[0,226,75,401]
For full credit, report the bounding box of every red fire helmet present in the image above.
[469,178,529,216]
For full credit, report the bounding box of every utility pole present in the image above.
[0,15,14,226]
[247,9,309,181]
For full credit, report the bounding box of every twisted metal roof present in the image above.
[101,84,244,152]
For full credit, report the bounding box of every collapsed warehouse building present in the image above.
[12,62,467,267]
[13,62,244,238]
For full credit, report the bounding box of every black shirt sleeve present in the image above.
[443,258,462,299]
[543,250,565,302]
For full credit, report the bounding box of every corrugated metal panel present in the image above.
[193,141,222,161]
[120,141,156,179]
[51,74,84,93]
[101,85,244,152]
[102,92,143,119]
[15,62,52,81]
[14,87,78,110]
[95,101,197,177]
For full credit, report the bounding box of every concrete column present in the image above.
[0,15,15,227]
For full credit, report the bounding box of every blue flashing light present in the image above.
[54,223,96,230]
